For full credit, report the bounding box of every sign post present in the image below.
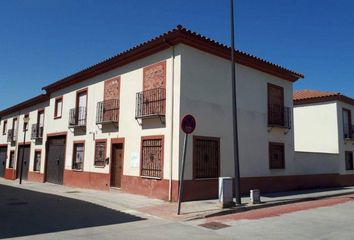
[177,114,196,215]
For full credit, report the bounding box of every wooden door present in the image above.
[0,147,7,177]
[268,84,284,125]
[17,145,30,180]
[46,136,66,184]
[110,143,123,188]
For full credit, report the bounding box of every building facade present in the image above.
[294,90,354,186]
[0,26,305,201]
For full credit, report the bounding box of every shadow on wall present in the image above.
[0,184,145,239]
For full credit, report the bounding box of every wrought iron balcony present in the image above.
[31,123,43,140]
[96,99,119,124]
[135,88,166,119]
[69,107,87,128]
[343,124,354,140]
[268,104,291,129]
[7,129,17,142]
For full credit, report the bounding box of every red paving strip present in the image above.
[208,194,354,222]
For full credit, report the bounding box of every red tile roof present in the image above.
[42,25,304,93]
[0,94,49,118]
[294,90,354,106]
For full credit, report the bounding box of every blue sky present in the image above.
[0,0,353,109]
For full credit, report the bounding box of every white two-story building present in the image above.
[0,26,304,201]
[0,94,49,182]
[294,90,354,187]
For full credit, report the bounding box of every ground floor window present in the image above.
[345,151,353,170]
[193,136,220,179]
[269,142,285,169]
[141,137,163,178]
[72,142,84,170]
[9,151,15,168]
[34,151,41,171]
[94,140,106,167]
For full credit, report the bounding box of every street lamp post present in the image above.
[230,0,241,205]
[19,116,29,185]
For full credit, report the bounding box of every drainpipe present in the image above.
[164,39,175,202]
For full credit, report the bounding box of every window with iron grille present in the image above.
[193,136,220,179]
[34,151,41,171]
[72,143,84,170]
[345,151,353,170]
[269,142,285,169]
[141,137,163,178]
[9,151,15,168]
[94,141,106,167]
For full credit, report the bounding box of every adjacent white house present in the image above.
[0,26,305,201]
[294,90,354,187]
[0,94,49,182]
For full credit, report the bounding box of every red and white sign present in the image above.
[181,114,196,134]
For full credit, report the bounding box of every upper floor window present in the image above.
[54,97,63,118]
[2,120,7,135]
[12,118,18,132]
[342,108,353,139]
[267,83,290,129]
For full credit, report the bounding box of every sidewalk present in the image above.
[1,178,354,222]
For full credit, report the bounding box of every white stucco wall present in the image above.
[294,102,339,154]
[45,47,182,180]
[0,101,49,174]
[178,44,295,180]
[294,152,339,175]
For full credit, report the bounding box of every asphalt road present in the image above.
[1,183,354,240]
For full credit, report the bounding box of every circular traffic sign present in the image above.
[181,114,196,134]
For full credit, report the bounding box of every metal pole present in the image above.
[230,0,241,205]
[177,133,188,215]
[19,127,26,185]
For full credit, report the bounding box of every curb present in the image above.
[185,191,354,221]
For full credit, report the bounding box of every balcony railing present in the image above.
[96,99,119,124]
[69,107,87,128]
[7,129,17,142]
[343,124,354,140]
[268,104,291,129]
[135,88,166,119]
[31,123,43,140]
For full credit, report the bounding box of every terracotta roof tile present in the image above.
[294,89,354,106]
[293,90,339,101]
[42,25,304,93]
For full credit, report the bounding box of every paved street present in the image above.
[1,180,354,240]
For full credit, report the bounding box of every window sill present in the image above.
[94,165,105,168]
[140,176,162,180]
[54,116,62,120]
[193,177,220,181]
[72,169,83,172]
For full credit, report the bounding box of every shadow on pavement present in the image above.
[0,184,145,239]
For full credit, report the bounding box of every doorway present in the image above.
[45,136,66,184]
[110,143,123,188]
[17,145,30,180]
[0,147,7,177]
